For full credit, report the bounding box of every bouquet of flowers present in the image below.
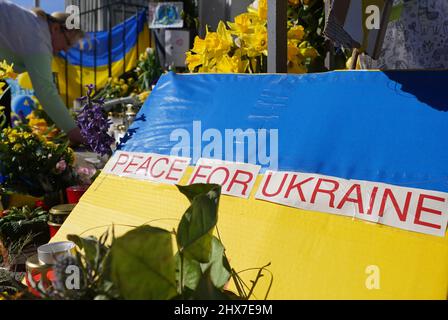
[186,0,325,74]
[77,85,115,157]
[136,48,162,92]
[0,123,75,197]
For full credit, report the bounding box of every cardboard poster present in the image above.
[256,170,448,237]
[188,158,261,199]
[103,151,190,184]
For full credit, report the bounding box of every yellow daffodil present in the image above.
[298,42,319,59]
[185,0,321,75]
[215,55,237,73]
[288,25,305,41]
[258,0,267,20]
[299,47,318,59]
[248,0,267,20]
[216,21,233,50]
[191,36,207,54]
[215,54,249,73]
[288,40,300,62]
[243,25,268,57]
[228,13,256,37]
[205,22,233,56]
[186,52,204,71]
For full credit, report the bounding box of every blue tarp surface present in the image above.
[120,71,448,193]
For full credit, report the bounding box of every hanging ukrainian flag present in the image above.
[52,10,150,106]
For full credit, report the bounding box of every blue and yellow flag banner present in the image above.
[53,11,150,105]
[53,71,448,299]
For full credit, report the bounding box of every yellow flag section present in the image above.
[52,169,448,299]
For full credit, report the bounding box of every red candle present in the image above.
[66,185,88,204]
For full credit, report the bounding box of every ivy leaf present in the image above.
[175,253,202,291]
[200,237,231,289]
[110,225,177,300]
[176,183,220,203]
[176,185,220,263]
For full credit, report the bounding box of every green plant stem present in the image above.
[246,263,271,300]
[215,225,247,298]
[179,251,184,296]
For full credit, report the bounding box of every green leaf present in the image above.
[176,183,221,203]
[176,186,220,263]
[175,253,202,291]
[200,237,231,289]
[110,225,177,300]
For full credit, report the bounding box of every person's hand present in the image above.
[67,127,86,146]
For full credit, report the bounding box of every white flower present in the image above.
[146,47,154,55]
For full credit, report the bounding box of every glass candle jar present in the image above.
[48,204,76,238]
[25,254,55,297]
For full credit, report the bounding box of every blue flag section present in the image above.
[59,10,148,67]
[121,70,448,193]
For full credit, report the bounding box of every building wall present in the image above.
[198,0,253,37]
